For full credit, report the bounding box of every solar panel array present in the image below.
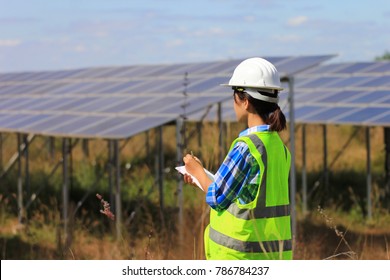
[293,61,390,126]
[0,55,334,139]
[192,61,390,126]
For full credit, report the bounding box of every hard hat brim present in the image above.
[220,83,284,91]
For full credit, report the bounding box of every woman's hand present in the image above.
[183,153,203,177]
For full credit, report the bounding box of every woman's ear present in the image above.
[243,98,250,110]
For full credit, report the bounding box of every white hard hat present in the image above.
[221,57,283,91]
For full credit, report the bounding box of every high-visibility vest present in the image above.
[205,132,292,260]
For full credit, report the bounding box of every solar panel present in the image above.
[0,55,338,139]
[290,61,390,126]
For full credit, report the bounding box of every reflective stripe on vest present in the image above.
[209,226,292,253]
[208,132,292,258]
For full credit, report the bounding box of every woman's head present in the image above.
[224,57,287,131]
[233,88,287,132]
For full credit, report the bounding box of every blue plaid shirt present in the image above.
[206,125,270,211]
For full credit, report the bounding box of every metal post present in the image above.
[114,140,122,240]
[24,135,30,198]
[49,137,55,162]
[302,125,307,215]
[176,118,184,243]
[82,139,89,157]
[287,76,297,252]
[157,126,164,210]
[0,133,3,171]
[217,102,224,163]
[323,125,329,194]
[366,127,372,219]
[17,134,24,224]
[62,138,69,242]
[108,140,114,209]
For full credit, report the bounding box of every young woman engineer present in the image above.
[182,57,292,260]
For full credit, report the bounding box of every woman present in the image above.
[183,57,292,260]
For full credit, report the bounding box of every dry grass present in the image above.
[0,123,389,260]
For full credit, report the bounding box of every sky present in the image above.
[0,0,389,73]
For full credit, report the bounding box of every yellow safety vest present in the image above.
[205,132,292,260]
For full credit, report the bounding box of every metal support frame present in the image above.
[323,125,329,193]
[156,126,164,210]
[217,102,224,163]
[17,134,24,224]
[302,125,307,215]
[62,138,70,242]
[114,140,122,240]
[108,140,114,209]
[0,133,3,171]
[283,76,297,251]
[366,127,372,220]
[176,118,184,243]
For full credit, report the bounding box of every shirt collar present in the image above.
[239,125,270,137]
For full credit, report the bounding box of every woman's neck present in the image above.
[247,112,265,128]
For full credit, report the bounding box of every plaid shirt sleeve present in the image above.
[206,141,260,211]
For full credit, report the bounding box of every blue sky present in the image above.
[0,0,389,72]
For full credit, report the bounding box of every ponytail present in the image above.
[267,105,287,132]
[234,91,287,132]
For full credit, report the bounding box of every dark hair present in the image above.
[234,91,287,132]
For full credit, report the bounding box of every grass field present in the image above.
[0,122,389,259]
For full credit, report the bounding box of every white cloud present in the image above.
[73,44,87,53]
[0,39,21,47]
[287,16,308,27]
[166,39,183,47]
[273,34,301,43]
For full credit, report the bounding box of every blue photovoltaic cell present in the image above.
[325,76,373,87]
[294,106,324,119]
[2,114,50,129]
[194,60,240,75]
[315,90,363,103]
[8,98,49,110]
[73,97,129,112]
[133,96,179,113]
[362,62,390,73]
[357,75,390,87]
[144,63,189,77]
[373,113,390,125]
[100,97,146,113]
[264,57,290,65]
[74,81,118,93]
[47,115,103,135]
[97,80,143,94]
[39,69,86,80]
[0,84,40,95]
[0,97,37,110]
[25,97,75,110]
[297,77,339,88]
[348,90,388,103]
[0,115,31,128]
[49,82,95,94]
[336,107,389,123]
[102,116,172,139]
[187,77,228,93]
[55,97,99,110]
[75,116,131,136]
[333,62,377,73]
[274,55,334,75]
[294,63,344,75]
[294,91,325,102]
[184,96,228,114]
[302,106,353,122]
[26,114,79,131]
